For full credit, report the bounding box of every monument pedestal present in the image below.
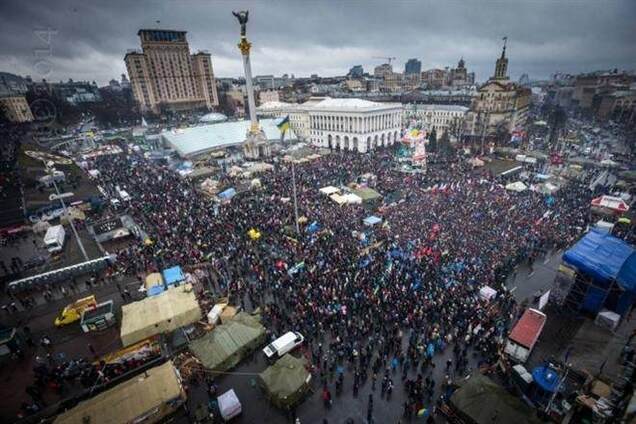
[243,129,270,160]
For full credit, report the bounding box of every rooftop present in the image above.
[310,97,402,112]
[161,119,296,158]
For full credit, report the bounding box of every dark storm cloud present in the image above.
[1,0,635,85]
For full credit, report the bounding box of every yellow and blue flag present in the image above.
[277,115,290,140]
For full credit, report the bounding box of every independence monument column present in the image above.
[233,10,270,159]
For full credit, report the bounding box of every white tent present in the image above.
[329,193,347,205]
[505,181,528,192]
[319,186,340,195]
[343,193,363,205]
[479,286,497,302]
[218,389,242,421]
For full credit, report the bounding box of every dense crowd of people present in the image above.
[85,145,592,420]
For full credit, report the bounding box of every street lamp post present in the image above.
[291,161,300,235]
[46,163,89,262]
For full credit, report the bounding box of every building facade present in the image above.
[348,65,364,78]
[405,59,422,75]
[259,90,280,104]
[0,72,34,123]
[307,98,402,153]
[124,29,218,114]
[411,104,468,136]
[466,42,531,138]
[374,63,393,79]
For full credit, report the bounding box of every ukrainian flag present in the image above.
[277,115,290,140]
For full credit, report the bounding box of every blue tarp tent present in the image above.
[162,266,185,286]
[147,285,164,297]
[532,366,560,393]
[218,188,236,200]
[363,215,382,226]
[562,230,636,315]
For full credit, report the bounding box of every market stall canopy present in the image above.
[189,313,266,374]
[591,195,630,213]
[54,361,183,424]
[363,216,383,226]
[258,354,311,410]
[562,230,636,291]
[319,186,340,195]
[505,181,528,192]
[120,285,201,347]
[450,373,543,424]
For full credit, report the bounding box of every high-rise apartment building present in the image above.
[404,58,422,75]
[125,29,218,114]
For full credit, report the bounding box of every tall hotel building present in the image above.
[125,29,218,114]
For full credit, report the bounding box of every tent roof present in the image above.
[363,215,382,226]
[54,361,182,424]
[162,266,185,285]
[352,187,382,201]
[259,354,310,407]
[591,195,630,212]
[562,230,636,290]
[189,313,265,372]
[120,285,201,346]
[450,373,543,424]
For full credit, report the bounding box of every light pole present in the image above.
[291,161,300,236]
[45,162,89,262]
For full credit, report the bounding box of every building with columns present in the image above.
[411,104,469,137]
[307,98,402,153]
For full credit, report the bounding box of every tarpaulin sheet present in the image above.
[162,266,185,286]
[562,230,636,292]
[531,366,560,393]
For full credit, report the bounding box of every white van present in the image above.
[44,225,66,253]
[263,331,304,360]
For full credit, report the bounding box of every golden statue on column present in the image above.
[233,10,270,159]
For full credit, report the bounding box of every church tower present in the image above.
[494,37,508,80]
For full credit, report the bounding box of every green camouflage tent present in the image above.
[450,373,545,424]
[189,312,266,374]
[258,354,312,410]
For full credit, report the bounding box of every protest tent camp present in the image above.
[319,186,340,195]
[449,373,543,424]
[162,266,185,287]
[363,215,383,226]
[505,181,528,192]
[120,285,201,346]
[562,230,636,315]
[188,312,266,374]
[54,361,185,424]
[258,354,312,410]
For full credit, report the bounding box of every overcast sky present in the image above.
[1,0,635,86]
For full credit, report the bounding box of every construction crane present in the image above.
[373,56,396,65]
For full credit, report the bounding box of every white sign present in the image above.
[538,290,551,310]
